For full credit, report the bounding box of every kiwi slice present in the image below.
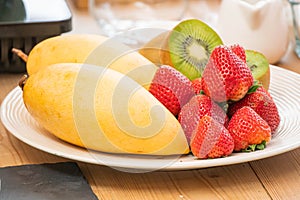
[246,50,270,90]
[168,19,223,80]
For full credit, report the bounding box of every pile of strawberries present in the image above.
[149,44,280,159]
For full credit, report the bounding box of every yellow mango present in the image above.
[26,34,157,88]
[23,63,189,155]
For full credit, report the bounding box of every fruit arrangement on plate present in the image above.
[18,19,280,159]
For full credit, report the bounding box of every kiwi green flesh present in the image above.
[168,19,223,81]
[246,50,269,79]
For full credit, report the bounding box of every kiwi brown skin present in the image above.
[139,31,171,66]
[246,50,270,90]
[258,67,270,91]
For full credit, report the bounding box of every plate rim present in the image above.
[1,65,300,171]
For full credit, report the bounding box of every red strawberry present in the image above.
[228,86,280,133]
[178,94,228,142]
[190,115,234,159]
[149,65,195,116]
[227,106,271,151]
[201,45,254,102]
[230,44,246,63]
[191,78,202,94]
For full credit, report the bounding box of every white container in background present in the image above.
[217,0,290,64]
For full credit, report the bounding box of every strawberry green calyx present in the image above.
[217,101,229,113]
[247,80,262,94]
[242,140,267,152]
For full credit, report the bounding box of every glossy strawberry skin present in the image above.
[230,44,246,63]
[201,45,254,102]
[228,86,280,133]
[178,94,228,143]
[191,78,202,94]
[227,106,271,151]
[149,65,195,116]
[190,115,234,159]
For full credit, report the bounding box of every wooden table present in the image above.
[1,1,300,199]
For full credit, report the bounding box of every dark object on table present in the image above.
[0,0,26,22]
[0,162,98,200]
[0,0,72,73]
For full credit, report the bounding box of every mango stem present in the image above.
[18,74,28,90]
[12,48,28,63]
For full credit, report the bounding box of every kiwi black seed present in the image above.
[168,19,223,80]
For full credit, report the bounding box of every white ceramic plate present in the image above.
[1,65,300,171]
